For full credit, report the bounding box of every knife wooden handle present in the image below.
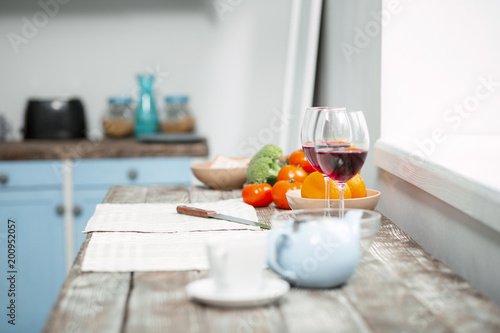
[176,205,217,218]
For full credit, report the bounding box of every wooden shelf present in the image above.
[0,138,208,161]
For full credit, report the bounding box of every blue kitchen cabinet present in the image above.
[0,161,65,333]
[0,156,193,332]
[73,189,108,255]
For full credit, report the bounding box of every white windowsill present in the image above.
[374,135,500,233]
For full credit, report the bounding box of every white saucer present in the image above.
[186,278,290,308]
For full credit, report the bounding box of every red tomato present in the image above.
[277,165,308,183]
[272,180,302,210]
[288,149,315,173]
[242,183,273,207]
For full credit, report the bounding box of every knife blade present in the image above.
[176,205,270,229]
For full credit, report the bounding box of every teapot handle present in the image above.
[266,229,297,282]
[209,247,228,283]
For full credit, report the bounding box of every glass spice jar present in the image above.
[102,97,135,137]
[160,95,195,133]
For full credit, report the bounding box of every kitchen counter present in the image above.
[0,142,205,332]
[44,185,500,333]
[0,138,208,161]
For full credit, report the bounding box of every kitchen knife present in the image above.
[176,205,270,229]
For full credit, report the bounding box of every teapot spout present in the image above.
[344,210,362,235]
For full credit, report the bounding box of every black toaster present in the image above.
[23,97,87,139]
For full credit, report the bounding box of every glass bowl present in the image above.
[271,208,381,255]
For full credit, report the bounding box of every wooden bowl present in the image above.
[191,160,248,190]
[286,189,381,210]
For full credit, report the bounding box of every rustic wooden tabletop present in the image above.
[44,185,500,333]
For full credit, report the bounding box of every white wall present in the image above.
[314,0,382,189]
[382,0,500,141]
[0,0,290,159]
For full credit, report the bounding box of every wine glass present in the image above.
[300,107,346,209]
[314,109,369,218]
[347,110,370,162]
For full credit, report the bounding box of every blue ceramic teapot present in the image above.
[267,210,362,288]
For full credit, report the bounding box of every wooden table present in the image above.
[44,185,500,333]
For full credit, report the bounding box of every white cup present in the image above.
[206,234,267,294]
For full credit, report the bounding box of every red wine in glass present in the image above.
[302,143,324,173]
[314,109,370,218]
[317,148,368,183]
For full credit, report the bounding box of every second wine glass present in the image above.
[301,107,346,210]
[314,109,369,217]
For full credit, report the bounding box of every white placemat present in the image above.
[81,230,267,272]
[83,199,260,233]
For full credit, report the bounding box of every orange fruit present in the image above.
[301,172,351,200]
[346,174,366,198]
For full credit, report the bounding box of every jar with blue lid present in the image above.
[102,97,134,137]
[160,95,195,133]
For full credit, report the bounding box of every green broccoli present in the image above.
[249,144,283,164]
[246,145,283,185]
[246,157,281,185]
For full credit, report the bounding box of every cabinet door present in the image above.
[0,160,62,188]
[73,157,191,187]
[0,190,65,333]
[73,188,109,255]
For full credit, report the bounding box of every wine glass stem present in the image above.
[338,183,345,218]
[324,175,330,209]
[323,175,331,217]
